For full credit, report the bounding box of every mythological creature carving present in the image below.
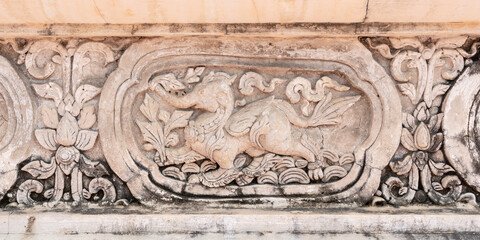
[142,69,360,187]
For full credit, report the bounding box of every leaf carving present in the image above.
[40,105,59,128]
[74,84,101,105]
[35,129,58,151]
[429,160,455,177]
[74,130,98,151]
[184,67,205,83]
[165,110,193,135]
[33,82,63,106]
[400,128,417,151]
[136,120,166,162]
[140,94,159,122]
[158,110,171,123]
[165,132,179,147]
[308,93,361,126]
[430,84,450,102]
[397,83,417,103]
[389,155,413,175]
[78,105,96,129]
[22,158,56,179]
[152,73,186,91]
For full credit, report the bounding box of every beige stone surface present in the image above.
[0,0,367,24]
[0,0,478,25]
[366,0,480,23]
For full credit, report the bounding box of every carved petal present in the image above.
[40,105,59,129]
[74,84,101,106]
[56,113,79,146]
[339,154,355,166]
[389,155,413,176]
[32,82,63,106]
[152,73,186,91]
[140,94,159,122]
[429,160,455,177]
[165,110,193,135]
[157,109,171,124]
[21,158,56,179]
[414,122,431,151]
[403,113,417,131]
[428,113,443,133]
[429,133,443,152]
[400,128,417,151]
[35,129,58,151]
[430,84,450,103]
[78,105,96,129]
[183,67,205,83]
[75,130,98,151]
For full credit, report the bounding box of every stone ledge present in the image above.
[1,206,480,238]
[0,23,480,38]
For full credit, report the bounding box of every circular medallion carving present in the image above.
[0,56,34,198]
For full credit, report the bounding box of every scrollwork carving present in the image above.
[11,40,123,206]
[368,37,479,206]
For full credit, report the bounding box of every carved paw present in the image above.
[308,168,324,181]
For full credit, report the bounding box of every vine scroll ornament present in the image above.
[14,40,119,206]
[368,37,479,205]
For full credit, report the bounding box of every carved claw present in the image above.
[307,162,324,181]
[308,168,324,181]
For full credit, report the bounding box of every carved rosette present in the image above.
[99,38,401,204]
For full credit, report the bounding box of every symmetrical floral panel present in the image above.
[1,36,480,207]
